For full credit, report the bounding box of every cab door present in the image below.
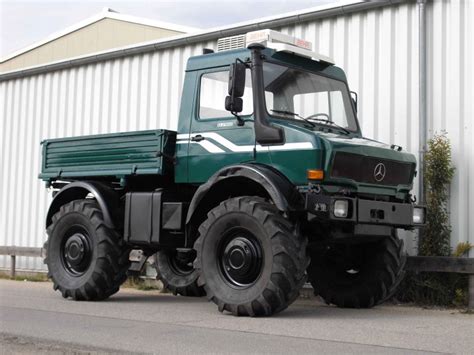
[185,67,260,183]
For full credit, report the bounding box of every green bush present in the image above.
[396,133,471,307]
[420,133,455,257]
[397,271,469,307]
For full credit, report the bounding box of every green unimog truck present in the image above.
[40,30,425,316]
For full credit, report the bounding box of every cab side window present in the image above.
[199,70,253,119]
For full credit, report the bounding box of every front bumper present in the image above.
[305,192,425,229]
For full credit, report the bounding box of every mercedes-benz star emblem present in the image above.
[374,163,386,182]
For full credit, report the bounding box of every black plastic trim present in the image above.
[306,192,424,229]
[249,44,285,145]
[186,163,303,226]
[46,181,120,228]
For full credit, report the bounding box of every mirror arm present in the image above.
[232,112,245,126]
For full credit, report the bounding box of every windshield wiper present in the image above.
[270,109,297,116]
[270,109,316,127]
[306,117,351,135]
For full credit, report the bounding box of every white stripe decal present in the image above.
[176,134,191,140]
[268,142,313,151]
[200,132,256,152]
[176,132,313,153]
[197,140,225,153]
[176,134,225,153]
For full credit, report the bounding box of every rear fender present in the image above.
[46,181,121,229]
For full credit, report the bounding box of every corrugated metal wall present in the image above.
[426,0,474,252]
[1,0,472,271]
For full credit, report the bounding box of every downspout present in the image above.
[418,0,427,205]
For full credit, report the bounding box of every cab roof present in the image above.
[185,47,347,82]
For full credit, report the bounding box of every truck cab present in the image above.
[40,29,425,317]
[176,29,422,236]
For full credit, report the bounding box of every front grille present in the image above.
[331,152,415,186]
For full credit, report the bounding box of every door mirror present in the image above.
[225,96,243,113]
[350,91,358,112]
[228,62,246,98]
[225,62,246,114]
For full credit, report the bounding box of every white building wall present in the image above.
[1,0,472,271]
[426,0,474,251]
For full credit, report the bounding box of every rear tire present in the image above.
[307,231,406,308]
[194,197,308,317]
[155,249,205,297]
[44,199,130,300]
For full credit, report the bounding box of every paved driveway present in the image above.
[0,280,472,354]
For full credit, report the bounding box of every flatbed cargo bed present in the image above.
[39,130,176,182]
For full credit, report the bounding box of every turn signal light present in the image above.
[307,169,324,180]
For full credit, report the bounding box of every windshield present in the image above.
[262,62,358,132]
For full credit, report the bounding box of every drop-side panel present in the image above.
[39,129,176,181]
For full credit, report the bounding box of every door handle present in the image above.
[191,135,205,142]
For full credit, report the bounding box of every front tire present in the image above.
[307,231,406,308]
[194,197,308,317]
[44,199,130,300]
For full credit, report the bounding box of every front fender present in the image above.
[186,163,303,226]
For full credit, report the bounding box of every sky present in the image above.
[0,0,334,58]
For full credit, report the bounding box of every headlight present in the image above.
[413,207,425,224]
[334,200,349,218]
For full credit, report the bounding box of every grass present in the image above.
[0,271,49,282]
[120,276,165,292]
[137,283,162,291]
[0,271,167,292]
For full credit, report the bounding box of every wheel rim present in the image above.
[168,251,195,276]
[345,269,360,275]
[321,244,373,284]
[218,228,263,288]
[60,226,92,276]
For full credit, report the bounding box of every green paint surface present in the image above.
[40,130,175,182]
[40,47,418,199]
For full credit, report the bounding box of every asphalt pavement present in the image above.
[0,279,472,354]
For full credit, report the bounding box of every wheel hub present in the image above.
[168,250,195,276]
[62,231,91,275]
[220,233,263,288]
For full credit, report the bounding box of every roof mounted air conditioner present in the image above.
[217,29,334,65]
